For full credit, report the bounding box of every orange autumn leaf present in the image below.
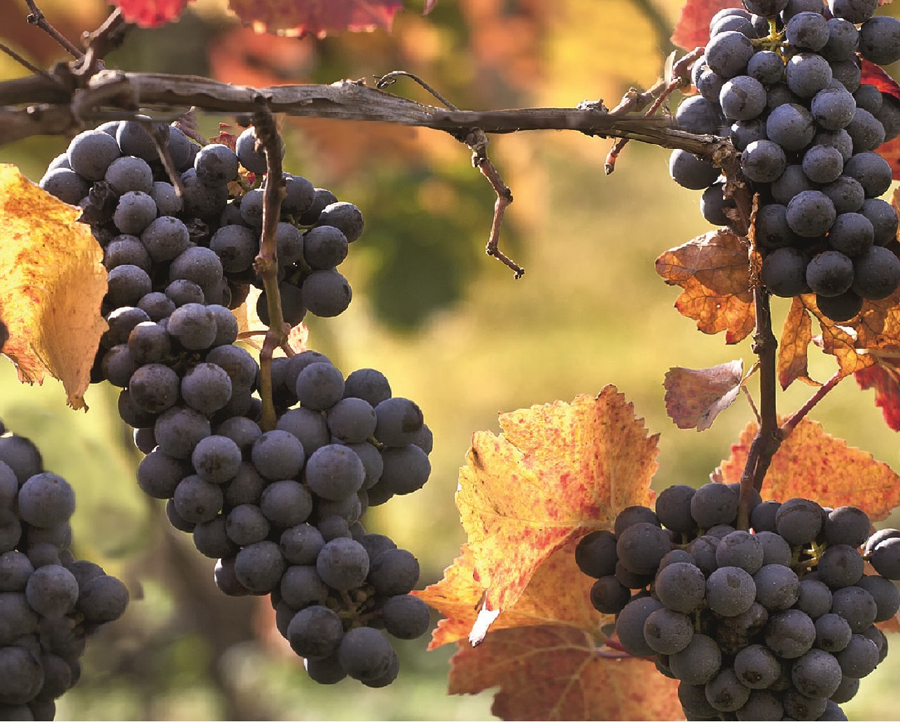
[717,418,900,520]
[448,625,682,721]
[415,542,603,650]
[795,292,900,377]
[655,230,754,343]
[454,388,658,637]
[664,360,744,431]
[778,296,817,389]
[227,0,403,38]
[0,165,107,409]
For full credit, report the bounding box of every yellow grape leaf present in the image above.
[663,360,743,431]
[415,542,603,650]
[778,296,817,389]
[448,626,682,721]
[453,387,658,639]
[419,541,682,720]
[717,418,900,520]
[0,165,106,409]
[655,230,754,343]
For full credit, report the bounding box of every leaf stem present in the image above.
[251,111,288,432]
[781,370,844,437]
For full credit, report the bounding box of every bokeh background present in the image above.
[1,0,900,718]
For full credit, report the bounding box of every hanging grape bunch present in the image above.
[0,423,129,720]
[37,119,435,688]
[670,0,900,322]
[577,482,900,720]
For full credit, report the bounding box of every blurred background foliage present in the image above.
[1,0,900,718]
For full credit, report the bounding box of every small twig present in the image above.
[145,120,185,197]
[251,111,288,432]
[375,70,457,110]
[780,371,843,437]
[470,132,521,278]
[375,71,522,277]
[605,48,703,173]
[741,385,761,426]
[74,8,126,79]
[0,41,48,78]
[24,0,83,59]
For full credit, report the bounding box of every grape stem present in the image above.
[251,110,289,432]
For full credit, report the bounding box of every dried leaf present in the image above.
[717,418,900,520]
[798,291,900,377]
[227,0,403,37]
[0,165,107,409]
[454,388,658,638]
[664,360,744,431]
[671,0,740,51]
[778,296,817,389]
[856,360,900,431]
[655,230,755,343]
[415,543,603,650]
[448,626,683,721]
[111,0,192,27]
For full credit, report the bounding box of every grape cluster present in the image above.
[37,121,434,686]
[40,120,357,321]
[672,0,900,322]
[577,483,900,721]
[0,421,129,720]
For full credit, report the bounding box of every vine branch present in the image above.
[0,70,729,159]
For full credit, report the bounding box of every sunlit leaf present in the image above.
[0,165,107,410]
[453,388,658,639]
[717,418,900,520]
[671,0,740,50]
[415,542,603,650]
[778,296,817,389]
[227,0,403,37]
[111,0,192,27]
[664,360,744,431]
[655,230,754,343]
[448,624,682,721]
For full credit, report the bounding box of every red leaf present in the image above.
[664,360,744,431]
[227,0,403,38]
[110,0,192,27]
[861,59,900,102]
[856,361,900,431]
[671,0,741,51]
